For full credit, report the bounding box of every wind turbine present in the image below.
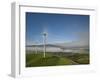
[42,32,48,58]
[35,42,38,54]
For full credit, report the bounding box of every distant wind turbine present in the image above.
[42,32,48,58]
[35,42,38,54]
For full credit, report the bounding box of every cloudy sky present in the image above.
[26,12,89,47]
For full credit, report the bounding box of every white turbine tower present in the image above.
[42,32,48,58]
[35,42,38,54]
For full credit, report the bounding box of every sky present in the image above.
[26,12,89,46]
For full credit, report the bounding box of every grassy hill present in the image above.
[26,54,77,67]
[26,52,89,67]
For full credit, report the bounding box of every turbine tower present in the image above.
[42,32,48,58]
[35,42,38,54]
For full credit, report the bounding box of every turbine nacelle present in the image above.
[42,32,48,37]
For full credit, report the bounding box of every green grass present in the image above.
[26,52,89,67]
[66,53,90,64]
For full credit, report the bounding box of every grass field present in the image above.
[26,51,89,67]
